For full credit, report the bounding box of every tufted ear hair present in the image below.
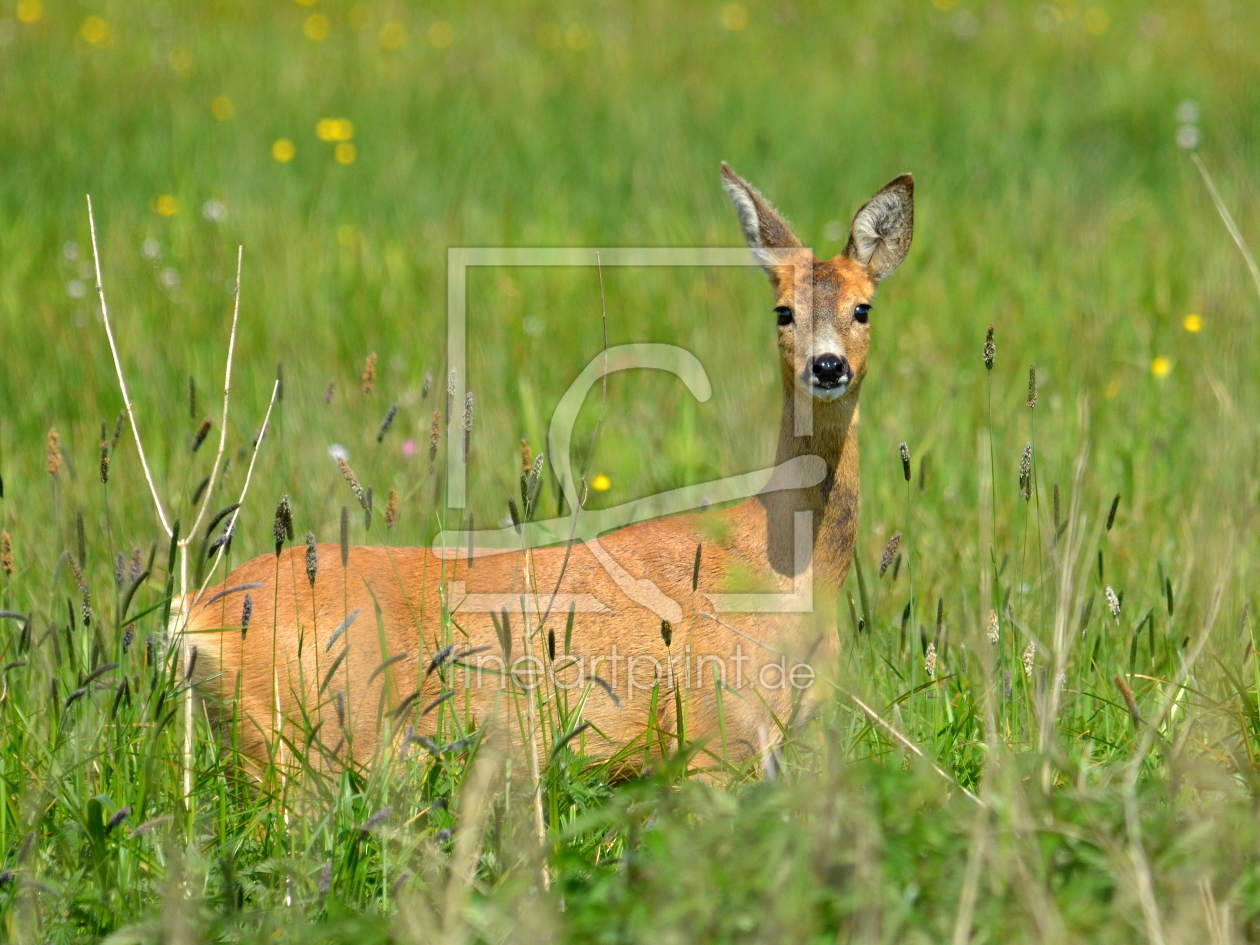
[844,174,914,282]
[720,162,802,275]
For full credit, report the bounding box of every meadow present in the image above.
[2,0,1260,941]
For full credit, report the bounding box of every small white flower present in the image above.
[159,267,180,289]
[1175,100,1200,124]
[1022,641,1036,677]
[141,237,161,260]
[63,240,80,261]
[202,198,229,223]
[66,280,86,299]
[1106,585,1121,618]
[328,443,349,462]
[1176,124,1200,150]
[924,642,937,678]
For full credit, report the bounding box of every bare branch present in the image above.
[183,246,243,549]
[189,378,282,609]
[87,195,172,537]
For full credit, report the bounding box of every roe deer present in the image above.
[181,163,914,772]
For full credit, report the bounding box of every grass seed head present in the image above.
[340,505,349,567]
[446,368,456,424]
[324,381,335,404]
[429,410,441,462]
[1106,494,1120,531]
[385,488,398,530]
[377,402,399,442]
[899,442,910,482]
[1,530,13,576]
[47,428,61,477]
[99,422,110,483]
[336,457,368,510]
[111,412,125,449]
[361,352,377,394]
[114,552,125,589]
[983,325,995,370]
[129,547,142,584]
[192,418,212,453]
[462,391,474,462]
[1019,443,1033,501]
[188,375,196,418]
[273,495,293,555]
[879,531,902,578]
[660,619,673,648]
[521,437,532,472]
[422,368,433,398]
[1022,641,1035,676]
[305,531,318,586]
[986,609,999,644]
[1027,364,1037,409]
[241,593,253,636]
[1114,674,1141,727]
[1106,585,1121,618]
[924,641,936,678]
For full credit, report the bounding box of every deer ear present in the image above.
[721,162,802,274]
[844,174,914,282]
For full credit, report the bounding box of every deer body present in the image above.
[184,165,913,771]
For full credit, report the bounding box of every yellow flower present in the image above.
[1151,356,1172,379]
[1083,7,1109,35]
[80,15,112,47]
[721,3,748,30]
[272,138,296,162]
[304,13,330,41]
[16,0,42,24]
[1104,379,1120,399]
[211,95,234,120]
[1183,313,1202,332]
[348,5,372,30]
[154,195,179,217]
[590,474,612,492]
[428,20,454,48]
[334,142,357,165]
[316,118,354,142]
[380,20,407,49]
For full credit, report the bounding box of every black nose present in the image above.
[811,354,851,389]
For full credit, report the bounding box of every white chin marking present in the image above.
[808,383,848,401]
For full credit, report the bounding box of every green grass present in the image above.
[3,0,1260,941]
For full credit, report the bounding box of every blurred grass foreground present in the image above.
[3,1,1260,942]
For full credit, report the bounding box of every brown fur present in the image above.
[183,165,914,772]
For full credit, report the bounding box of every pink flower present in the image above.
[402,439,417,457]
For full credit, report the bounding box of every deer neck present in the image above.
[755,392,860,589]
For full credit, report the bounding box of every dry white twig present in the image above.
[87,195,172,538]
[183,377,281,801]
[180,246,244,594]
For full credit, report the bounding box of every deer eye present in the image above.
[775,306,794,327]
[854,304,871,324]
